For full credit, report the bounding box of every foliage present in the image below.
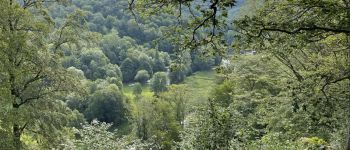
[100,29,136,65]
[152,51,167,73]
[132,82,143,97]
[65,120,149,150]
[72,121,125,150]
[134,70,150,84]
[120,58,138,83]
[79,48,121,80]
[150,72,168,95]
[0,0,91,149]
[191,50,216,72]
[132,0,236,52]
[1,0,349,149]
[232,0,350,148]
[84,84,128,127]
[169,64,188,84]
[178,53,348,149]
[160,85,189,126]
[132,96,182,149]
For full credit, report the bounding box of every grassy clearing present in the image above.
[123,83,153,100]
[123,70,217,107]
[183,70,217,108]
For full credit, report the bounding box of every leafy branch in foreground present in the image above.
[233,0,350,148]
[129,0,236,54]
[0,0,93,149]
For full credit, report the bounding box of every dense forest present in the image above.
[0,0,349,149]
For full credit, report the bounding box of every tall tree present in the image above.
[160,85,189,127]
[0,0,88,149]
[120,58,138,83]
[150,72,168,95]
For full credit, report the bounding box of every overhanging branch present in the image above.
[261,25,350,35]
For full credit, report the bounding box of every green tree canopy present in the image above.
[120,58,138,83]
[84,84,128,127]
[0,0,89,149]
[132,82,143,97]
[134,70,150,84]
[150,72,168,95]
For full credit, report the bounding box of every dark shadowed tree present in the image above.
[120,58,138,83]
[84,84,128,127]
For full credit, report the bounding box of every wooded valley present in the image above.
[0,0,349,149]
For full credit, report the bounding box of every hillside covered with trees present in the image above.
[0,0,349,149]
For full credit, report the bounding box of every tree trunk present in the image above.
[347,132,350,150]
[345,126,350,150]
[13,123,22,150]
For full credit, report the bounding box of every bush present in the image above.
[133,82,143,96]
[134,70,150,84]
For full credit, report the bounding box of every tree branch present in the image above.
[261,25,350,35]
[21,69,45,92]
[186,0,218,48]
